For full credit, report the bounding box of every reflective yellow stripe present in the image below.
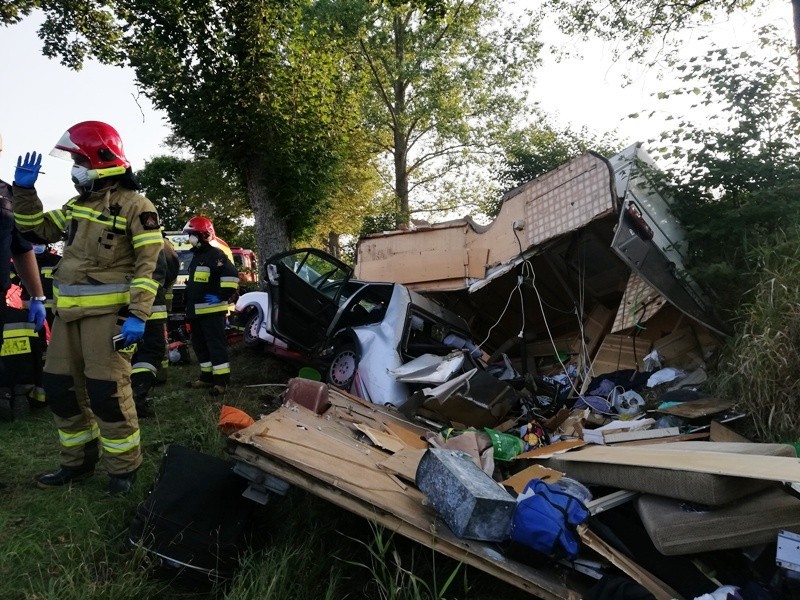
[70,205,128,230]
[194,302,228,315]
[164,293,173,300]
[131,278,159,295]
[150,311,168,320]
[58,424,100,448]
[29,387,46,403]
[57,292,130,308]
[132,231,163,248]
[220,276,239,289]
[200,362,213,373]
[14,211,44,226]
[41,267,54,278]
[101,430,141,454]
[47,209,66,229]
[3,324,39,338]
[212,363,231,375]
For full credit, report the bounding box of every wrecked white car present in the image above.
[235,248,476,407]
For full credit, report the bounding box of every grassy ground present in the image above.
[0,340,532,600]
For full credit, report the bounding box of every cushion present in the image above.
[539,441,796,505]
[636,487,800,555]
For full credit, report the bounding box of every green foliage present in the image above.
[137,155,255,247]
[491,119,620,217]
[711,229,800,442]
[343,525,465,600]
[317,0,542,228]
[648,26,800,317]
[548,0,759,63]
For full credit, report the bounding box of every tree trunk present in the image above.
[244,158,291,287]
[793,0,800,86]
[393,13,410,230]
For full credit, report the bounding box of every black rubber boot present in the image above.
[35,464,95,489]
[107,471,137,497]
[135,399,155,419]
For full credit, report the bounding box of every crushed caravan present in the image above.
[355,142,725,389]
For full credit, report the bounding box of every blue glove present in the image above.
[204,294,220,304]
[120,316,146,346]
[15,151,42,188]
[28,299,46,331]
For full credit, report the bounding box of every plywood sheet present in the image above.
[588,333,652,378]
[501,464,563,494]
[230,395,581,599]
[657,398,733,419]
[709,420,750,443]
[552,444,800,483]
[515,439,587,459]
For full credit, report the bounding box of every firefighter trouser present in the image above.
[43,312,141,475]
[131,318,167,401]
[0,307,43,395]
[188,314,230,386]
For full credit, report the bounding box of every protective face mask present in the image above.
[32,244,46,255]
[188,235,200,247]
[71,165,92,187]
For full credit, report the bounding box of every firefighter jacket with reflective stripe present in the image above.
[0,180,33,292]
[12,185,163,322]
[185,243,239,318]
[15,248,61,308]
[149,238,180,320]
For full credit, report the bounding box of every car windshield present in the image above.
[279,252,349,300]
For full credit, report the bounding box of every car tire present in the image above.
[242,310,262,347]
[327,343,359,390]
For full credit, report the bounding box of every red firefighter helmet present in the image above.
[49,121,130,170]
[183,216,216,242]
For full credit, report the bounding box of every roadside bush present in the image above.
[711,229,800,443]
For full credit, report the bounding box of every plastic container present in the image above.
[298,366,321,381]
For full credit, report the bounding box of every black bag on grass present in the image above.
[128,444,254,583]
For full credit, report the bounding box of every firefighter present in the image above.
[14,242,61,408]
[183,216,238,396]
[12,121,163,496]
[130,234,178,417]
[0,133,47,426]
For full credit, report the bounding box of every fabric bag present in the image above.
[510,478,589,560]
[128,444,255,583]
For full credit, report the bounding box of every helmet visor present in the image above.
[50,130,86,162]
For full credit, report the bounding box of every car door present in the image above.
[266,248,353,352]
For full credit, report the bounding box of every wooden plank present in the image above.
[354,423,406,454]
[657,397,734,420]
[709,420,751,443]
[602,426,680,444]
[515,439,587,460]
[577,525,684,600]
[501,464,563,494]
[587,334,652,379]
[613,432,709,446]
[551,444,800,483]
[230,421,580,599]
[377,448,426,483]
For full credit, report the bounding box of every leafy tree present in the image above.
[5,0,371,266]
[548,0,800,82]
[646,26,800,318]
[317,0,542,229]
[493,120,620,216]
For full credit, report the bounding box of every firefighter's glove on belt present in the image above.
[28,299,46,331]
[204,294,220,304]
[14,151,42,188]
[121,316,146,346]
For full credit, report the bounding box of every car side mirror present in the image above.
[267,264,279,285]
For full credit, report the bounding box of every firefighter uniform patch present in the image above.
[139,212,161,230]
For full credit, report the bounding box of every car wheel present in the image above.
[327,343,359,390]
[242,310,262,347]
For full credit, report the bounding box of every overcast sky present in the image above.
[0,3,792,211]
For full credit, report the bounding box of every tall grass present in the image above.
[0,344,528,600]
[712,232,800,442]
